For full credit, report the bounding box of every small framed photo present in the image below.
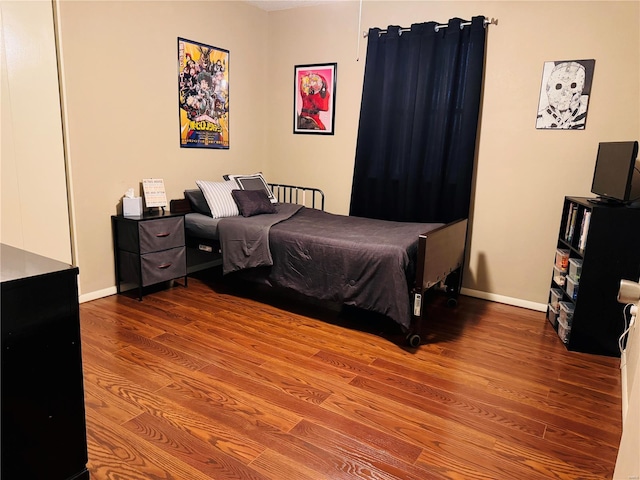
[294,63,337,135]
[142,178,167,208]
[536,59,595,130]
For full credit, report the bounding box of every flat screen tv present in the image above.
[590,141,640,204]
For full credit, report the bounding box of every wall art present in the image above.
[294,63,337,135]
[536,59,595,130]
[178,37,229,148]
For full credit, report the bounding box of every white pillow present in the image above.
[226,173,277,203]
[195,180,240,218]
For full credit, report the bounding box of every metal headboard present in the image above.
[269,183,325,211]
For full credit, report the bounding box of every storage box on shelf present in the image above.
[549,288,562,310]
[555,248,570,270]
[557,301,575,344]
[552,265,567,287]
[546,196,640,356]
[566,276,579,300]
[568,257,583,281]
[547,303,559,327]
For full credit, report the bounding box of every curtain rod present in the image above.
[363,17,498,38]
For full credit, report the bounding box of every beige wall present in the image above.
[56,0,269,298]
[39,0,640,307]
[266,0,640,310]
[1,1,72,263]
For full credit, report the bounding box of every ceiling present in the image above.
[244,0,340,11]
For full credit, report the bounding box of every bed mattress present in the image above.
[185,213,221,241]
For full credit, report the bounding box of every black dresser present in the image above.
[1,244,89,480]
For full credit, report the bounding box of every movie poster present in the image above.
[178,38,229,149]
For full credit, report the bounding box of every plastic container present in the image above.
[553,265,567,287]
[547,303,558,327]
[568,258,583,281]
[558,301,575,326]
[555,249,570,271]
[566,276,579,300]
[549,288,563,309]
[557,317,571,344]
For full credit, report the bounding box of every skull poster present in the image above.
[294,63,337,135]
[536,59,595,130]
[178,38,229,149]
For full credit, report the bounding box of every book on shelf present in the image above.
[578,210,591,252]
[566,203,579,243]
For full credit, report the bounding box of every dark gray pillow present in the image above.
[184,189,212,216]
[231,189,276,217]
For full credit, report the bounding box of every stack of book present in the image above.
[564,202,591,252]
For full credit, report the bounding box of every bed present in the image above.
[175,178,467,347]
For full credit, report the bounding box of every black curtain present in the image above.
[349,16,487,223]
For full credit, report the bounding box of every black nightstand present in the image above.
[112,211,187,300]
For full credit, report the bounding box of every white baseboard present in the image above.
[78,284,547,312]
[461,287,547,312]
[79,286,116,304]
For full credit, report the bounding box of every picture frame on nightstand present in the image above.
[142,178,168,209]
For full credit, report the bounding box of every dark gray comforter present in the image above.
[218,205,442,330]
[218,203,303,274]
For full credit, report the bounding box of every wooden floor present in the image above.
[79,270,622,480]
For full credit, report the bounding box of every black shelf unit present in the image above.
[546,196,640,357]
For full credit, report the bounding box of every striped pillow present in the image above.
[195,180,240,218]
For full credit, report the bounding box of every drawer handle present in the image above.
[155,232,171,238]
[157,263,172,269]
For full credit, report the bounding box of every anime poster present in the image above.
[178,38,229,148]
[536,59,595,130]
[294,63,337,135]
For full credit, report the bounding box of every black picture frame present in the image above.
[294,63,337,135]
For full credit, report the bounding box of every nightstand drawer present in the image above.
[141,247,186,286]
[139,217,185,254]
[118,247,186,287]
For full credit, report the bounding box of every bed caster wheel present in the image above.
[446,297,458,307]
[407,333,421,348]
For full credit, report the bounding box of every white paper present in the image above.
[142,178,167,208]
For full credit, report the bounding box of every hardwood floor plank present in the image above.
[79,276,623,479]
[356,360,621,446]
[288,419,447,480]
[85,408,215,480]
[492,438,613,480]
[85,354,267,465]
[159,379,410,480]
[122,412,270,479]
[164,371,304,433]
[191,355,425,465]
[83,341,174,392]
[414,437,555,480]
[249,448,333,480]
[347,374,548,439]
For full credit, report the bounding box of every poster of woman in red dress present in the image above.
[294,63,337,135]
